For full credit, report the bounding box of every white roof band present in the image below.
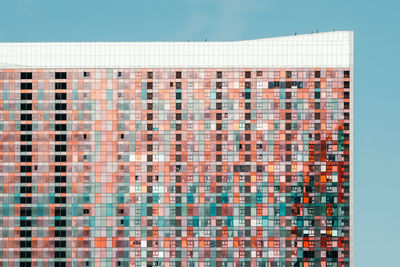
[0,31,353,69]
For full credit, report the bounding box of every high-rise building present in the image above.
[0,31,353,267]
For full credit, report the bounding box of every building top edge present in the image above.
[0,31,353,69]
[0,31,352,45]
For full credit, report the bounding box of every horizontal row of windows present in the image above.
[19,70,350,80]
[19,165,67,173]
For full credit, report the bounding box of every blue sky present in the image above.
[1,0,399,266]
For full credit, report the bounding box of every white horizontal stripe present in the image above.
[0,31,352,68]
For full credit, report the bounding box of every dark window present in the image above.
[21,72,32,79]
[20,166,32,172]
[55,103,67,110]
[176,71,182,79]
[315,71,320,78]
[20,230,31,237]
[147,72,153,79]
[55,93,67,100]
[20,114,32,121]
[118,71,122,77]
[20,135,32,141]
[20,155,32,162]
[21,83,32,90]
[55,72,67,79]
[216,71,222,78]
[286,71,292,78]
[245,71,251,78]
[344,70,350,78]
[55,176,67,183]
[55,83,67,89]
[314,81,320,88]
[216,82,222,89]
[176,82,182,89]
[344,81,350,88]
[21,103,32,110]
[54,165,66,172]
[303,251,315,258]
[20,207,32,216]
[55,145,66,152]
[55,241,66,247]
[55,114,67,120]
[20,145,32,152]
[20,124,32,131]
[55,134,67,141]
[55,155,67,162]
[55,196,66,203]
[55,262,66,267]
[55,124,67,131]
[55,207,66,216]
[147,82,153,89]
[298,82,303,88]
[20,176,32,183]
[21,93,32,100]
[84,72,90,77]
[55,186,66,193]
[256,71,262,76]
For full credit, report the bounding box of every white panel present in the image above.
[0,31,352,68]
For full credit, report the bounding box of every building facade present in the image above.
[0,31,353,267]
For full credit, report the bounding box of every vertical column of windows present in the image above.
[54,72,67,267]
[19,72,33,267]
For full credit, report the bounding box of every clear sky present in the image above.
[1,0,398,266]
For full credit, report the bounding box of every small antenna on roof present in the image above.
[316,29,319,33]
[295,32,297,36]
[205,37,207,42]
